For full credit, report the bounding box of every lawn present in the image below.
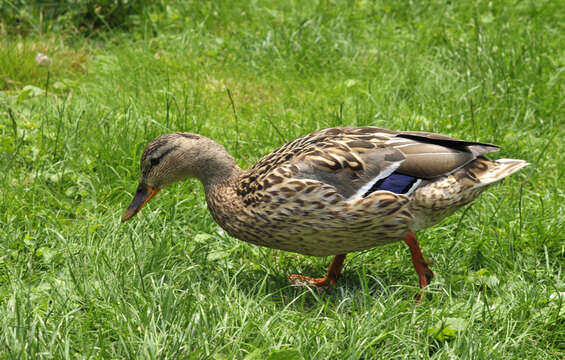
[0,0,563,358]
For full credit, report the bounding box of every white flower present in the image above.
[549,292,565,301]
[35,52,52,67]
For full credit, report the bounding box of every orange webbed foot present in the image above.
[288,254,346,288]
[404,232,435,303]
[288,274,335,287]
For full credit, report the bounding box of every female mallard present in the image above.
[122,127,527,295]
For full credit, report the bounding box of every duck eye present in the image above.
[150,157,160,166]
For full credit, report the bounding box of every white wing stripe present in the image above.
[385,139,414,145]
[408,152,460,156]
[404,179,422,196]
[392,143,418,148]
[346,162,402,201]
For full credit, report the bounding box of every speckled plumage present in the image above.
[201,127,526,256]
[123,126,528,293]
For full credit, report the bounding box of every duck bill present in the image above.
[121,183,160,222]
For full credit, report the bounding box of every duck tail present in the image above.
[474,158,529,186]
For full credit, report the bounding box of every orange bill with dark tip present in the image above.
[121,183,160,222]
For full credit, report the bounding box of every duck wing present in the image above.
[239,127,500,201]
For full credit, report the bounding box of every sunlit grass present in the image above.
[0,0,563,358]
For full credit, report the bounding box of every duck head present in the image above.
[121,132,238,222]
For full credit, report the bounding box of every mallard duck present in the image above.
[122,127,527,296]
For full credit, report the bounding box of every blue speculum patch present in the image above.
[364,173,419,197]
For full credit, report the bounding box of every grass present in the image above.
[0,0,564,358]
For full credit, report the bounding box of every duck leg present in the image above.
[403,232,434,300]
[289,254,346,287]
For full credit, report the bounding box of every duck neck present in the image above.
[200,156,245,236]
[198,150,242,192]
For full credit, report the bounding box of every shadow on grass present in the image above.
[230,261,421,311]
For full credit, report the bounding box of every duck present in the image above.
[122,126,527,297]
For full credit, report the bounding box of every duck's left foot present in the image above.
[289,274,334,287]
[289,254,346,288]
[403,232,435,302]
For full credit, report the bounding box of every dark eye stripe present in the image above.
[149,145,178,167]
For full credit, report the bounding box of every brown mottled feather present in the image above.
[128,126,527,257]
[238,127,499,200]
